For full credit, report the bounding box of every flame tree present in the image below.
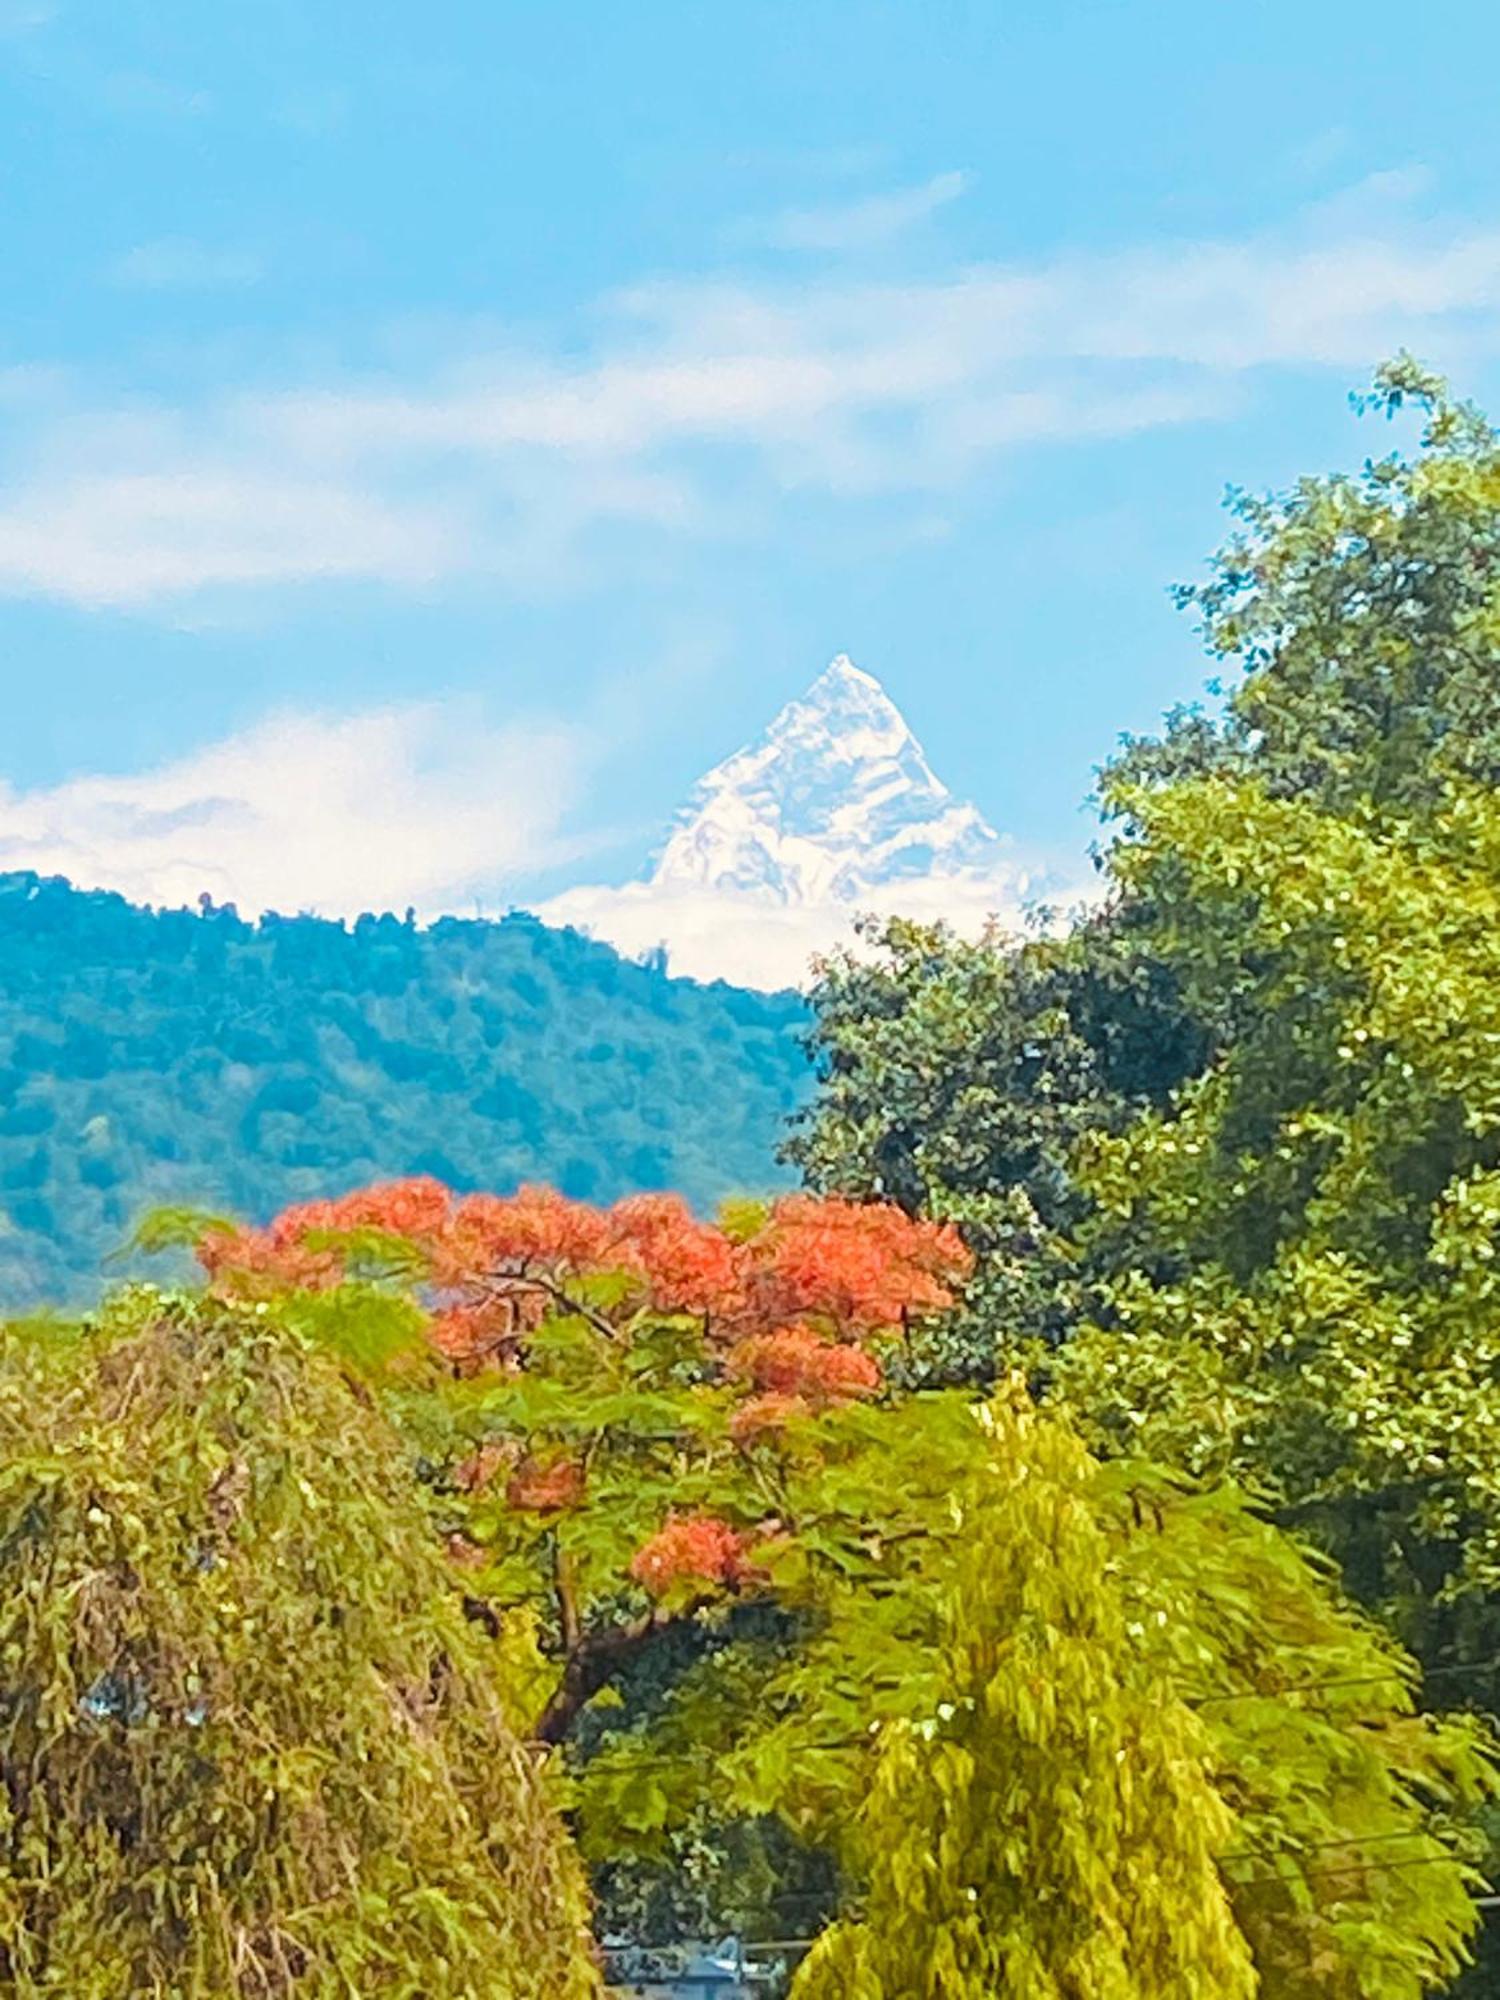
[171,1176,1495,1993]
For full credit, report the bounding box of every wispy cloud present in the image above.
[0,703,591,916]
[0,1,56,34]
[0,470,466,605]
[108,237,264,291]
[757,169,970,252]
[2,177,1498,611]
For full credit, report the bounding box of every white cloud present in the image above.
[2,178,1499,609]
[108,237,264,291]
[538,862,1101,992]
[757,170,970,252]
[0,468,466,605]
[0,703,588,917]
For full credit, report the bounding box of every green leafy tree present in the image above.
[1110,355,1500,816]
[1055,776,1500,1696]
[789,361,1500,1989]
[189,1181,1495,1992]
[785,911,1204,1377]
[789,358,1500,1384]
[0,1294,598,1999]
[777,1399,1489,1999]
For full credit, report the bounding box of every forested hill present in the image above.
[0,871,811,1307]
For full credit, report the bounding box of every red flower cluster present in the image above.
[270,1175,454,1249]
[199,1177,456,1295]
[432,1185,618,1286]
[452,1438,584,1516]
[428,1300,512,1365]
[199,1178,970,1380]
[727,1393,806,1441]
[628,1514,750,1597]
[609,1193,744,1316]
[730,1323,882,1403]
[196,1224,342,1295]
[754,1195,970,1333]
[505,1454,585,1513]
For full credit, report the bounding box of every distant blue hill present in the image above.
[0,872,812,1309]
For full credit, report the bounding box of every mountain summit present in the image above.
[650,654,1013,907]
[541,653,1053,988]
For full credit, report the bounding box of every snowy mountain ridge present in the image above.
[650,654,1021,906]
[539,652,1059,988]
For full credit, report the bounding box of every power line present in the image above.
[572,1653,1500,1773]
[1230,1849,1489,1894]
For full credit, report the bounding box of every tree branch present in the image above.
[478,1264,621,1342]
[534,1610,662,1746]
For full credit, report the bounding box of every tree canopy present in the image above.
[789,359,1500,1991]
[790,358,1500,1379]
[0,1295,598,1998]
[183,1174,1496,1994]
[0,873,809,1310]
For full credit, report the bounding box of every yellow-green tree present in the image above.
[784,1398,1489,1999]
[1060,776,1500,1703]
[0,1295,599,2000]
[790,1404,1255,1999]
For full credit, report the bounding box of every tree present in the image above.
[785,911,1204,1378]
[190,1178,971,1746]
[0,1293,598,1999]
[786,362,1500,1989]
[190,1179,1494,1991]
[1054,776,1500,1700]
[185,1178,970,1946]
[792,1403,1247,1998]
[788,359,1500,1387]
[1027,365,1500,1745]
[1110,355,1500,817]
[784,1398,1489,2000]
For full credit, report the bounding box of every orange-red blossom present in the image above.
[200,1177,966,1352]
[629,1514,754,1596]
[198,1176,970,1597]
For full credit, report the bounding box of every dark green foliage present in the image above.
[0,1293,599,1996]
[0,875,810,1308]
[1109,355,1500,818]
[784,910,1205,1378]
[790,362,1500,1987]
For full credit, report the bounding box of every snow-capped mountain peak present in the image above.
[539,651,1074,989]
[650,654,1016,907]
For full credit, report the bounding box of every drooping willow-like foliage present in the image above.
[0,1296,599,1999]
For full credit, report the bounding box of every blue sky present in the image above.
[3,0,1500,950]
